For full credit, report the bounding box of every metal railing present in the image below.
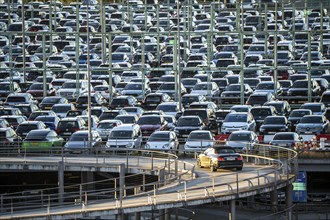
[0,142,297,219]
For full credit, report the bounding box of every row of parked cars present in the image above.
[0,0,329,155]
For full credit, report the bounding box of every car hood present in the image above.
[222,122,248,127]
[139,125,161,130]
[146,141,171,149]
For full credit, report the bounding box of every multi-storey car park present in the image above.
[0,0,330,218]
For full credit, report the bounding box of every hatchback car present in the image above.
[197,146,243,171]
[145,131,179,151]
[21,129,64,151]
[56,117,86,140]
[221,112,256,134]
[270,132,303,149]
[64,130,102,154]
[184,130,214,152]
[226,130,259,152]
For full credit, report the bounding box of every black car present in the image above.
[39,96,69,110]
[250,106,277,130]
[288,109,313,130]
[220,84,253,104]
[56,117,86,140]
[174,116,206,141]
[75,93,107,110]
[141,93,172,110]
[197,146,243,172]
[287,79,321,98]
[259,116,290,135]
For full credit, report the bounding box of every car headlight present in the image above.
[64,143,68,148]
[127,142,133,148]
[145,143,150,149]
[163,143,169,148]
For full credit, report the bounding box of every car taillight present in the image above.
[237,156,243,161]
[218,157,225,161]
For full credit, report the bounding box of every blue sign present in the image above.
[292,171,307,203]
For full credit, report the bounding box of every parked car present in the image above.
[64,130,102,153]
[184,130,214,152]
[295,115,329,135]
[259,116,290,135]
[226,131,259,152]
[21,129,64,151]
[96,119,123,141]
[270,132,304,149]
[0,127,21,147]
[221,112,256,134]
[174,116,206,141]
[145,131,179,151]
[105,124,142,149]
[15,121,47,139]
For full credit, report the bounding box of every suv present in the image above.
[56,117,87,140]
[105,124,142,149]
[56,80,92,101]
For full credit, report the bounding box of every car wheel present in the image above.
[210,162,217,172]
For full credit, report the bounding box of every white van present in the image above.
[105,124,142,149]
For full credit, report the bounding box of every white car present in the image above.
[184,130,214,152]
[221,112,256,134]
[96,119,123,141]
[105,124,142,149]
[145,131,179,151]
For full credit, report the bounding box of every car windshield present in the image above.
[157,105,176,112]
[177,117,200,126]
[224,114,247,122]
[251,109,271,116]
[302,105,321,112]
[300,116,323,123]
[228,133,251,141]
[98,122,115,129]
[69,133,88,141]
[148,133,170,141]
[109,130,132,139]
[138,116,161,125]
[273,134,294,140]
[216,148,236,154]
[16,124,38,132]
[52,106,71,113]
[188,132,211,140]
[264,117,285,124]
[290,110,310,117]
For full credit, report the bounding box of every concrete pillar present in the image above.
[134,212,141,220]
[119,163,125,207]
[159,209,165,220]
[58,161,64,204]
[271,189,278,212]
[286,184,293,220]
[229,199,236,220]
[159,168,165,186]
[165,208,171,220]
[81,171,94,191]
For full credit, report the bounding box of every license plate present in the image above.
[45,107,52,110]
[63,132,71,135]
[226,157,235,161]
[31,142,39,146]
[182,135,188,137]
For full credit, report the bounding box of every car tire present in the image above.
[210,162,217,172]
[236,166,243,171]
